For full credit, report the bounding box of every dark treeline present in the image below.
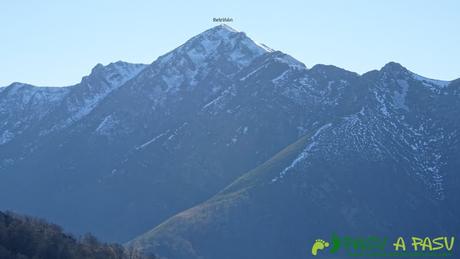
[0,211,155,259]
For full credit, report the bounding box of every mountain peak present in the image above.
[191,24,242,46]
[208,24,239,34]
[155,25,274,70]
[90,61,146,76]
[83,61,146,90]
[379,62,450,88]
[381,62,407,73]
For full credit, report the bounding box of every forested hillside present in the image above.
[0,211,155,259]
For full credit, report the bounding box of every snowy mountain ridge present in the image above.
[1,26,459,251]
[0,61,146,146]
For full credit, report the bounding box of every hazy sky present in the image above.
[1,0,459,86]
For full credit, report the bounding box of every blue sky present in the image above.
[1,0,459,86]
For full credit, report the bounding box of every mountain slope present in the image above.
[129,65,460,258]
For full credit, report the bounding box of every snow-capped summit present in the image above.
[213,23,239,32]
[190,24,273,53]
[155,24,274,70]
[199,24,240,39]
[128,25,277,93]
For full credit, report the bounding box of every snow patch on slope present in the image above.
[392,80,409,111]
[136,131,169,150]
[0,130,14,145]
[272,123,332,182]
[95,115,119,137]
[411,73,450,89]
